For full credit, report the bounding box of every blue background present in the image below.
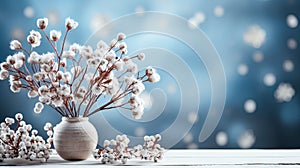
[0,0,299,149]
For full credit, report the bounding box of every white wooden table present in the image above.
[1,150,300,167]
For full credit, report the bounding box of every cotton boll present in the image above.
[49,30,61,41]
[10,40,22,50]
[148,73,160,83]
[37,18,48,29]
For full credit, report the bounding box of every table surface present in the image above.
[1,149,300,167]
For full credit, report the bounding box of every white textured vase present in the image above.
[53,117,98,161]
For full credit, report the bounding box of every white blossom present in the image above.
[10,84,21,93]
[92,84,103,95]
[117,33,126,41]
[93,134,164,164]
[6,55,16,65]
[65,17,78,30]
[37,18,48,29]
[15,113,23,121]
[0,62,10,70]
[5,117,14,125]
[28,51,40,64]
[146,66,156,76]
[62,72,72,83]
[97,40,109,50]
[14,52,25,61]
[148,73,160,83]
[114,60,124,71]
[41,52,54,64]
[43,122,52,131]
[49,30,61,41]
[38,85,49,97]
[0,70,9,80]
[132,80,145,95]
[137,53,145,60]
[27,30,42,48]
[51,96,63,107]
[69,43,81,53]
[62,50,75,59]
[126,61,138,73]
[9,40,22,50]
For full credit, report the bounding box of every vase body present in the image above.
[53,117,98,161]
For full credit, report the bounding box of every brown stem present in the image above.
[41,30,59,57]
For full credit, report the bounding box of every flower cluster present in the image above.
[0,113,53,162]
[1,17,160,118]
[93,134,164,164]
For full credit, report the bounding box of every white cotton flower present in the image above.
[51,96,64,107]
[0,70,9,80]
[43,122,52,131]
[33,72,45,81]
[37,18,48,29]
[110,38,118,48]
[119,42,127,50]
[103,140,110,147]
[62,50,75,59]
[148,73,160,83]
[97,40,109,50]
[41,64,51,72]
[132,108,144,119]
[137,53,145,61]
[92,84,103,95]
[6,55,16,65]
[105,51,117,62]
[60,58,67,67]
[65,17,78,30]
[34,107,42,114]
[39,96,51,105]
[117,33,126,41]
[99,59,108,71]
[132,80,145,95]
[27,30,42,48]
[28,51,40,64]
[69,43,81,53]
[5,117,15,125]
[57,84,71,96]
[0,62,10,70]
[114,60,125,71]
[9,75,18,83]
[47,130,53,137]
[55,71,64,80]
[28,90,38,98]
[10,84,21,93]
[126,61,138,73]
[38,85,49,96]
[49,30,61,41]
[14,52,25,61]
[15,113,23,121]
[124,75,136,85]
[146,66,156,76]
[41,52,54,63]
[30,30,42,39]
[155,134,162,141]
[13,60,23,69]
[10,40,22,50]
[129,95,143,106]
[62,72,72,83]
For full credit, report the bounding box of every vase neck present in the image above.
[62,117,89,122]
